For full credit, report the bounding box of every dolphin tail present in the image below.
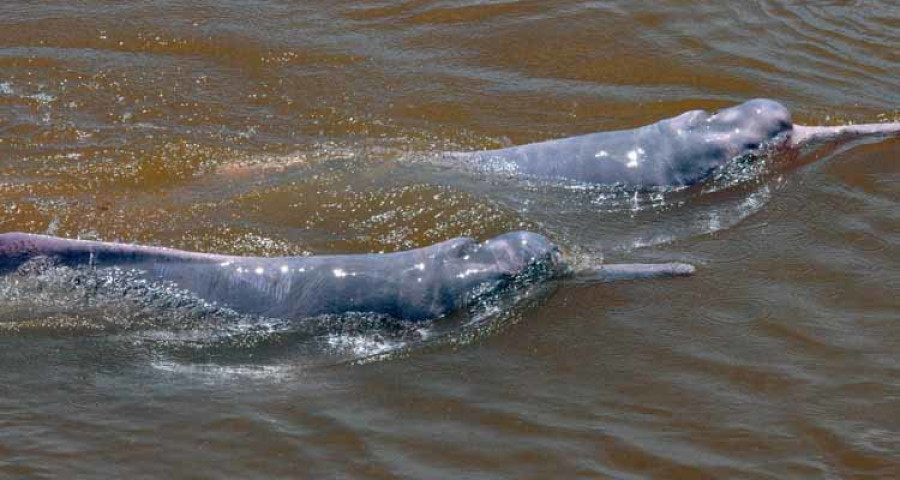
[570,263,695,284]
[791,122,900,148]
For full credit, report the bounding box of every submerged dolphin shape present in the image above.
[449,99,900,187]
[0,232,692,322]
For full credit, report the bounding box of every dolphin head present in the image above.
[476,231,562,277]
[391,231,563,320]
[437,231,562,299]
[704,98,794,153]
[656,99,796,185]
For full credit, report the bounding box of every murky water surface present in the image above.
[1,1,899,478]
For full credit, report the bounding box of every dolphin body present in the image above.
[449,99,900,187]
[0,232,692,322]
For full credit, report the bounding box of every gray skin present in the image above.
[0,231,692,322]
[450,98,900,187]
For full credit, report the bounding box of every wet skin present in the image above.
[0,231,561,322]
[0,232,693,322]
[451,98,900,187]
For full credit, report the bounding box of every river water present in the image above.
[1,1,899,478]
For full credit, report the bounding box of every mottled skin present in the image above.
[451,99,900,187]
[0,231,693,322]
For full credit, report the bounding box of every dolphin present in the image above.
[447,99,900,187]
[0,231,692,322]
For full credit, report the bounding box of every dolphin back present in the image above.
[0,232,436,320]
[0,232,223,274]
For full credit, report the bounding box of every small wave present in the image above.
[150,361,295,382]
[26,92,56,104]
[325,332,406,358]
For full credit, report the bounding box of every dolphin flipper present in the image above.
[571,263,695,284]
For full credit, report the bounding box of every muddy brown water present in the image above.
[1,1,899,478]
